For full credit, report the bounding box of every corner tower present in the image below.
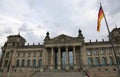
[4,34,26,48]
[1,34,26,70]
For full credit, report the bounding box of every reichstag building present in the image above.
[0,28,120,77]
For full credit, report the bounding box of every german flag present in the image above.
[97,6,104,32]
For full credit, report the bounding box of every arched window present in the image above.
[16,59,20,67]
[101,57,106,66]
[39,59,42,67]
[88,58,92,67]
[22,59,25,67]
[94,57,99,66]
[33,59,36,67]
[27,59,30,67]
[109,57,113,65]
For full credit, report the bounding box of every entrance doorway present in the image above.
[54,48,74,70]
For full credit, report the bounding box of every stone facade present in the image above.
[0,28,120,77]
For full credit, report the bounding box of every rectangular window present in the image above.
[27,59,30,67]
[4,60,8,67]
[39,59,42,67]
[16,59,20,67]
[101,57,106,66]
[117,56,120,65]
[109,57,113,65]
[88,58,92,67]
[33,59,36,67]
[94,57,99,66]
[22,59,25,67]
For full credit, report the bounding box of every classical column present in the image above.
[66,47,69,70]
[1,51,7,67]
[57,47,61,70]
[50,47,54,70]
[13,51,19,67]
[36,58,39,67]
[111,49,116,64]
[91,52,95,66]
[73,46,76,65]
[73,46,77,70]
[30,52,33,67]
[105,49,109,65]
[98,50,102,66]
[42,48,47,67]
[8,52,12,66]
[30,59,33,67]
[80,45,88,68]
[19,56,22,67]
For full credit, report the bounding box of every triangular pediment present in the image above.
[45,34,74,44]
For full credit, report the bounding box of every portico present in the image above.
[45,46,82,70]
[43,30,84,71]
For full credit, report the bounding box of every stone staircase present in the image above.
[31,71,86,77]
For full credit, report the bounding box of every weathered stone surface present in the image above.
[1,28,120,77]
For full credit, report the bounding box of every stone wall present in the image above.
[86,66,119,77]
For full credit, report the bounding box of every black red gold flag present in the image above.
[97,6,104,32]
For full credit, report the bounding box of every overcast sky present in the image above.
[0,0,120,53]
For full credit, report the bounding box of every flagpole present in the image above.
[99,2,120,77]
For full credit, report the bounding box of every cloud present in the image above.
[0,0,120,52]
[103,0,120,15]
